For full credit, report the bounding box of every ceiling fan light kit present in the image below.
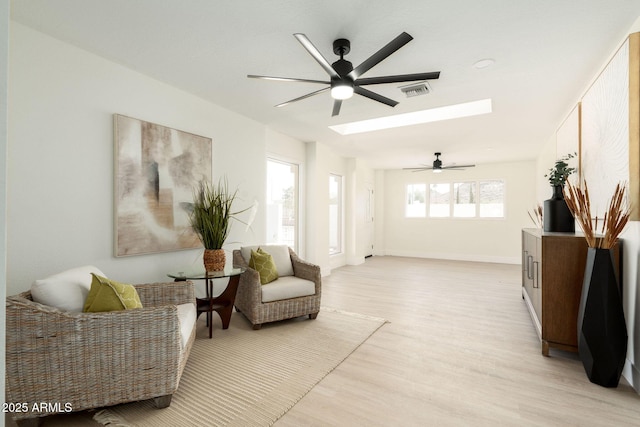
[248,32,440,116]
[330,80,354,100]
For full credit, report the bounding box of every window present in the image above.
[453,182,476,218]
[429,183,450,217]
[266,159,298,251]
[329,174,343,255]
[423,179,505,219]
[479,180,505,218]
[406,183,426,217]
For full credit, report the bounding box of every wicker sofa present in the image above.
[5,280,197,426]
[232,245,321,329]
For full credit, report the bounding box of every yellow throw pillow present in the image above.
[249,248,279,285]
[83,273,143,312]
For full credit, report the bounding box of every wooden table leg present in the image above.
[212,275,241,330]
[195,275,241,338]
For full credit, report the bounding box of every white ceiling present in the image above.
[10,0,640,169]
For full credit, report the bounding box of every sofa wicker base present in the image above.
[6,281,196,426]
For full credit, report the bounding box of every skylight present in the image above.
[329,98,492,135]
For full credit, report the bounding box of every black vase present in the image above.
[543,185,575,232]
[578,247,627,387]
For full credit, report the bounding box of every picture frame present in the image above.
[580,37,631,218]
[114,114,212,256]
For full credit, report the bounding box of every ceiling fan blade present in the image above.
[356,71,441,86]
[293,33,340,79]
[275,87,329,108]
[247,74,329,84]
[443,164,476,169]
[354,86,398,107]
[332,99,342,116]
[403,167,434,171]
[348,32,413,80]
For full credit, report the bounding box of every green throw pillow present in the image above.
[249,248,279,285]
[83,273,143,312]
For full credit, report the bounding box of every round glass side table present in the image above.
[168,267,245,339]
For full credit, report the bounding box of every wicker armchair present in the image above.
[233,246,321,329]
[5,281,197,427]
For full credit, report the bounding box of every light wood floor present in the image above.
[276,256,640,427]
[6,256,639,426]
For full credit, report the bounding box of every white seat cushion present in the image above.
[241,245,294,277]
[31,265,106,312]
[176,303,196,349]
[261,276,315,303]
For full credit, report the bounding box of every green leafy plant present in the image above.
[188,177,249,249]
[545,153,577,186]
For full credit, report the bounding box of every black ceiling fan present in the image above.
[404,152,475,173]
[248,32,440,116]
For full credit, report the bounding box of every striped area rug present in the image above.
[93,308,386,427]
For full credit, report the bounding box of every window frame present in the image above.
[405,183,427,218]
[266,157,300,252]
[421,179,506,219]
[478,179,506,219]
[452,181,478,218]
[428,182,452,218]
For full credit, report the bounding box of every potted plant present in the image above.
[543,153,576,232]
[188,177,248,272]
[545,152,577,187]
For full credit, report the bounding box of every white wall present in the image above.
[605,23,640,392]
[536,134,558,204]
[354,159,375,261]
[620,21,640,391]
[7,23,268,294]
[374,170,386,256]
[535,19,640,392]
[381,160,536,264]
[267,132,373,275]
[305,141,347,274]
[1,0,8,423]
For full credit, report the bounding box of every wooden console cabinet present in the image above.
[521,228,620,356]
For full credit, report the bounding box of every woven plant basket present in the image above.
[204,249,225,272]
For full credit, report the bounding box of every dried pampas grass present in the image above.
[563,179,630,249]
[528,203,543,228]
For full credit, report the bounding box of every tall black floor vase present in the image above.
[578,247,627,387]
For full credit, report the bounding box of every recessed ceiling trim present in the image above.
[473,58,495,69]
[329,98,493,135]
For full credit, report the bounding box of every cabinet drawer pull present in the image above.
[532,260,540,288]
[527,255,534,279]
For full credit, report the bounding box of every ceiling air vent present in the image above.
[399,81,431,98]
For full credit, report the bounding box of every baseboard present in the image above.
[347,255,365,266]
[623,358,640,393]
[383,249,521,265]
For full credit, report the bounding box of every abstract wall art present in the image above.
[114,114,211,256]
[580,39,629,219]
